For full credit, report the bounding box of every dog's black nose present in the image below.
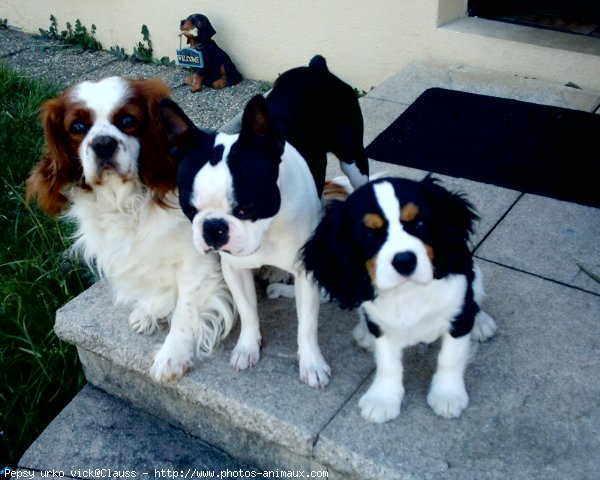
[180,19,186,27]
[392,251,417,276]
[91,135,118,160]
[203,218,229,249]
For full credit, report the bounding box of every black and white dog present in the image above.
[160,56,369,388]
[303,176,497,420]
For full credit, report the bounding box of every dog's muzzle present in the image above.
[203,218,229,250]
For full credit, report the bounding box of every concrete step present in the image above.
[18,384,258,477]
[48,257,600,480]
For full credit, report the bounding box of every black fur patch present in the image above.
[211,144,224,165]
[265,56,368,196]
[227,95,282,222]
[450,267,479,338]
[364,312,381,338]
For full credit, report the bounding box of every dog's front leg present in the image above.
[427,332,471,418]
[150,301,197,382]
[295,271,330,388]
[359,335,404,423]
[222,260,262,371]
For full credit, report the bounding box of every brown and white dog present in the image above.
[26,76,235,382]
[179,14,242,92]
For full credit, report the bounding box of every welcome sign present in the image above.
[176,48,204,68]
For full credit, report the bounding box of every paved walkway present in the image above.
[4,26,600,480]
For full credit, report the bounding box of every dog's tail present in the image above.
[309,54,328,71]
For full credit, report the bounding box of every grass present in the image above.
[0,62,90,467]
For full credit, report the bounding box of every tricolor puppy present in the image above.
[159,56,369,388]
[26,76,235,383]
[303,176,497,421]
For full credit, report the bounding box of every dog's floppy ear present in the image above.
[127,79,179,198]
[420,175,479,277]
[238,95,284,158]
[303,200,374,310]
[192,14,216,43]
[26,95,82,216]
[159,98,194,141]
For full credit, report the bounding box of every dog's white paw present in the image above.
[472,310,497,342]
[266,283,296,299]
[230,338,261,371]
[150,343,195,383]
[299,353,331,388]
[128,309,158,335]
[427,383,469,419]
[352,319,376,352]
[358,389,402,423]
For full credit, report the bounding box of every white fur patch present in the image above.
[73,77,140,185]
[372,182,433,289]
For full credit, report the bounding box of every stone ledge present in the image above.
[53,257,600,479]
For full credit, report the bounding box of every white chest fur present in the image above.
[363,274,468,347]
[66,178,201,308]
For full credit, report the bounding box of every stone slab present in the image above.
[315,260,600,480]
[19,384,258,477]
[477,194,600,295]
[369,58,600,111]
[54,280,374,473]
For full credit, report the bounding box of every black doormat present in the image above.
[365,88,600,208]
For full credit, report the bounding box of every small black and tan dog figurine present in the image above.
[179,13,242,92]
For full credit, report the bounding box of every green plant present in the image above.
[578,263,600,284]
[38,15,102,51]
[353,86,374,98]
[130,24,153,63]
[259,82,273,94]
[109,44,128,61]
[38,14,60,40]
[157,56,176,66]
[0,18,8,29]
[127,24,175,65]
[0,62,90,468]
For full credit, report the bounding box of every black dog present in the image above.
[179,13,242,92]
[265,55,369,195]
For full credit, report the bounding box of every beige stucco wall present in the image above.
[2,0,600,91]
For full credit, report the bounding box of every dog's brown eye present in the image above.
[70,120,88,134]
[118,115,137,130]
